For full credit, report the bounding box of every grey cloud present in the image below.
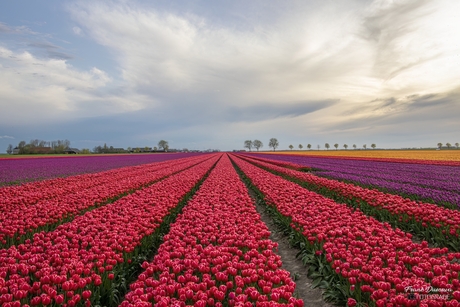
[0,22,35,35]
[0,22,11,33]
[226,100,337,122]
[28,41,75,60]
[333,88,460,134]
[28,41,60,49]
[46,50,74,60]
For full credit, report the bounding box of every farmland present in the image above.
[1,152,460,306]
[265,150,460,163]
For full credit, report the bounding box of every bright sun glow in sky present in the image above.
[1,0,459,151]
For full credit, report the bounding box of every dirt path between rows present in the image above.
[251,198,337,307]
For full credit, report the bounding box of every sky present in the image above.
[1,0,459,152]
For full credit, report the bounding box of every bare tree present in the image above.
[244,140,253,151]
[455,142,459,149]
[253,140,263,151]
[158,140,169,151]
[6,144,13,154]
[363,144,367,150]
[269,138,279,151]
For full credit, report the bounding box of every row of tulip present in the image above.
[314,170,460,209]
[240,155,307,171]
[0,154,207,211]
[120,154,303,307]
[0,155,214,248]
[231,155,460,306]
[0,154,220,307]
[251,154,460,208]
[238,154,460,251]
[264,152,460,166]
[0,153,203,186]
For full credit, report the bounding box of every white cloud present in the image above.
[1,0,460,149]
[0,46,147,126]
[72,26,82,36]
[0,135,14,139]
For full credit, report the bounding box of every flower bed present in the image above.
[0,153,204,186]
[0,155,219,307]
[249,153,460,207]
[232,155,460,306]
[238,154,460,251]
[0,155,213,248]
[120,154,303,307]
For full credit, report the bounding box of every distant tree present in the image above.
[289,144,294,150]
[253,140,263,151]
[269,138,279,151]
[343,144,348,150]
[353,144,357,150]
[437,143,443,149]
[456,142,459,149]
[363,144,367,150]
[299,144,303,150]
[6,144,13,154]
[325,143,330,150]
[307,144,312,150]
[446,142,452,149]
[16,140,30,154]
[317,145,320,150]
[334,143,339,150]
[371,143,376,149]
[81,148,91,154]
[153,146,158,151]
[244,140,253,151]
[127,147,132,152]
[158,140,169,151]
[144,146,150,152]
[18,140,26,152]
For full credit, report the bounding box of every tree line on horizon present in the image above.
[5,139,178,155]
[244,139,460,151]
[6,139,72,154]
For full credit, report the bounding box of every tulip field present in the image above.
[1,152,460,306]
[0,153,202,187]
[251,153,460,208]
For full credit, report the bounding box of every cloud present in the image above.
[0,22,35,35]
[328,87,460,144]
[0,46,148,127]
[73,26,83,36]
[225,100,338,122]
[28,41,75,60]
[0,135,14,139]
[1,0,460,150]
